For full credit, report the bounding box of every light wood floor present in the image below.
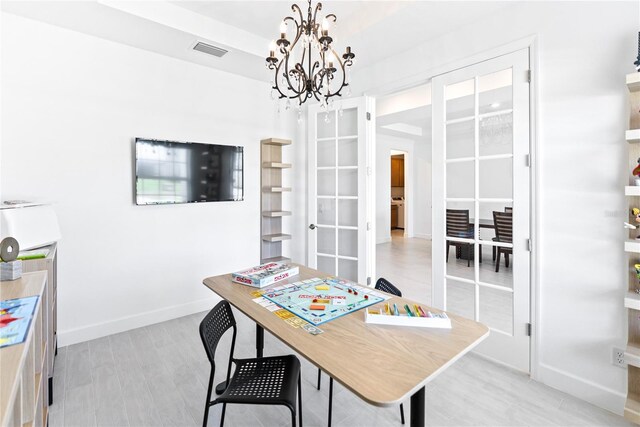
[379,230,514,334]
[48,237,631,426]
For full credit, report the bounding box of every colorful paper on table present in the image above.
[302,323,324,335]
[0,296,39,348]
[262,277,385,326]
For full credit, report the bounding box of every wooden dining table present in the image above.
[203,264,489,427]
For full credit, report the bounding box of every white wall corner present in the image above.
[57,295,221,347]
[376,237,392,245]
[536,363,626,416]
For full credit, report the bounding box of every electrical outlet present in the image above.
[613,347,627,368]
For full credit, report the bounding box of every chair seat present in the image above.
[492,237,513,253]
[448,231,473,239]
[216,355,300,407]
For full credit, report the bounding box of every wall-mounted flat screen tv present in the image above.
[135,138,244,205]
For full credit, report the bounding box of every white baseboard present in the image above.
[414,233,432,240]
[376,237,392,244]
[536,363,625,416]
[57,296,221,347]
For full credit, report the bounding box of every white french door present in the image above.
[307,97,375,286]
[432,49,531,372]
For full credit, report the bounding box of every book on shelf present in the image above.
[232,262,299,288]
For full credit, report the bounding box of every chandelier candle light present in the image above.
[266,0,355,109]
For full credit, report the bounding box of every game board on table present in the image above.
[262,277,388,326]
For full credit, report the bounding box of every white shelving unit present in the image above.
[261,138,292,264]
[627,129,640,144]
[625,72,640,424]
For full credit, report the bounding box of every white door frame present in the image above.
[389,149,414,238]
[365,35,540,379]
[432,48,531,372]
[307,96,376,286]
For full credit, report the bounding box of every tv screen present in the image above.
[135,138,244,205]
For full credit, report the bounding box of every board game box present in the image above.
[232,262,299,288]
[262,277,388,325]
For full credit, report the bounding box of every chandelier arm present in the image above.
[272,60,292,99]
[275,59,305,99]
[282,51,301,97]
[312,2,323,32]
[291,3,304,24]
[323,46,347,98]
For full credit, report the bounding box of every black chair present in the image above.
[493,211,513,272]
[446,209,478,267]
[200,301,303,427]
[493,207,513,261]
[317,277,406,425]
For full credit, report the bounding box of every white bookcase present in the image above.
[261,138,292,263]
[625,72,640,424]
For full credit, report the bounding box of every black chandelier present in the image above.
[266,0,355,108]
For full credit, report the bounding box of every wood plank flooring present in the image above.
[49,235,631,426]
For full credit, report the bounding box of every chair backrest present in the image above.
[446,209,471,238]
[375,277,402,297]
[199,300,237,364]
[504,207,513,213]
[493,211,513,243]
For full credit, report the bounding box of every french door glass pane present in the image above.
[446,161,474,199]
[317,227,335,255]
[338,138,358,166]
[479,157,513,199]
[338,258,358,282]
[479,69,513,156]
[446,278,475,320]
[480,113,513,157]
[446,120,474,159]
[445,200,475,281]
[446,250,475,281]
[479,286,513,335]
[338,199,357,227]
[338,229,358,258]
[317,170,335,196]
[317,255,336,275]
[317,199,335,226]
[478,201,513,289]
[317,111,335,138]
[318,140,336,167]
[446,200,475,239]
[445,79,475,121]
[338,108,357,136]
[338,169,358,196]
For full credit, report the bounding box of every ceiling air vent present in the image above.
[193,41,228,58]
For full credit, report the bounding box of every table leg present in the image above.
[410,386,425,427]
[256,324,264,358]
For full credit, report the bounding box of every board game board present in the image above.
[262,277,387,326]
[0,295,39,348]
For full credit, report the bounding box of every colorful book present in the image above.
[232,262,299,288]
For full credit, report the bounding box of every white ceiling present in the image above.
[171,1,512,70]
[2,1,513,83]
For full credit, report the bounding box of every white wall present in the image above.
[414,138,432,240]
[355,1,637,414]
[0,13,299,345]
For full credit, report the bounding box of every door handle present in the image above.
[309,224,317,230]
